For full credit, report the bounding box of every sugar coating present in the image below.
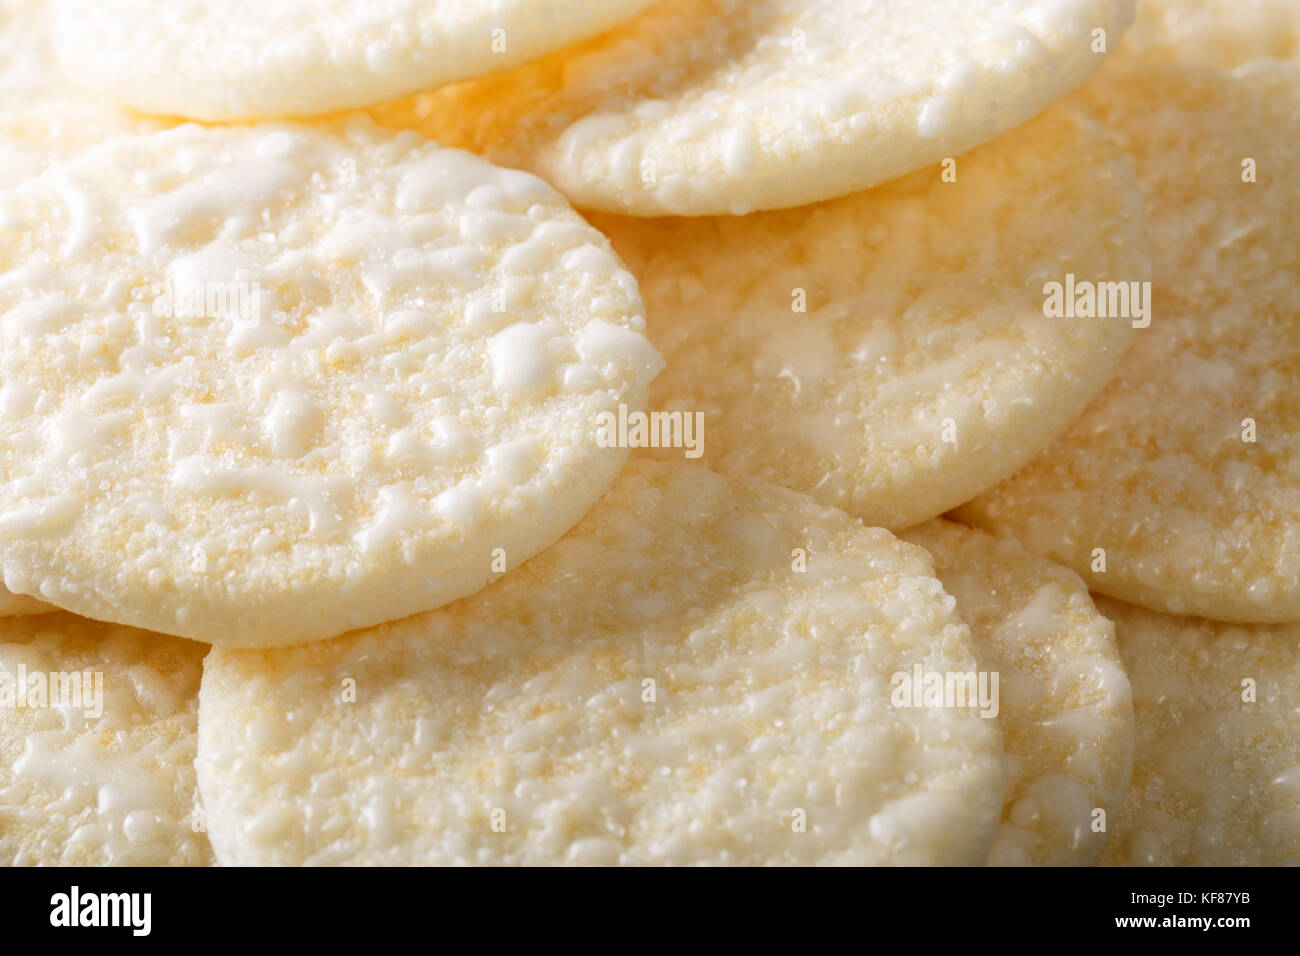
[0,613,211,865]
[1096,597,1300,865]
[371,0,1135,215]
[592,104,1145,530]
[901,520,1134,865]
[197,459,1004,866]
[958,63,1300,622]
[1119,0,1300,68]
[0,120,660,646]
[0,106,163,177]
[50,0,655,120]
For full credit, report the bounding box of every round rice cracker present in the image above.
[197,460,1005,866]
[900,520,1134,865]
[370,0,1135,215]
[0,0,162,127]
[0,119,662,647]
[956,62,1300,622]
[0,103,161,626]
[590,102,1146,530]
[1119,0,1300,69]
[0,0,63,109]
[0,612,211,865]
[0,0,170,154]
[1096,597,1300,865]
[49,0,656,121]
